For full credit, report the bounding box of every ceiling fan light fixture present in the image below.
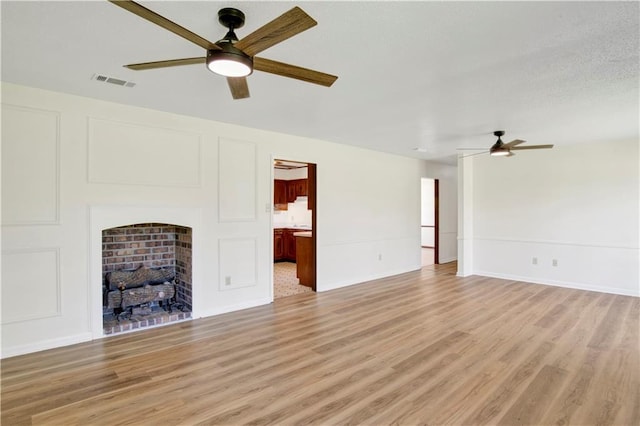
[206,45,253,77]
[490,147,510,156]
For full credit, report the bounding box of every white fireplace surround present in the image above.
[90,205,202,338]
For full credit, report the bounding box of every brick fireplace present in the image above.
[102,223,192,334]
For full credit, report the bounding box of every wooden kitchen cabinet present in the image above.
[286,182,297,203]
[274,180,288,205]
[274,228,297,262]
[274,229,284,261]
[294,180,307,198]
[284,229,296,261]
[275,179,309,205]
[285,179,308,203]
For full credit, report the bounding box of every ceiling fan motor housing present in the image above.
[490,130,509,155]
[218,8,245,30]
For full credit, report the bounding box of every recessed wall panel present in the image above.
[1,104,60,225]
[218,238,257,290]
[218,138,257,222]
[88,118,201,187]
[1,248,61,324]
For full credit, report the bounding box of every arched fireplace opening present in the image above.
[102,223,192,335]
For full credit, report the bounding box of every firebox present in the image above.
[102,223,192,334]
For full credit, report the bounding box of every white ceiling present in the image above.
[2,1,638,165]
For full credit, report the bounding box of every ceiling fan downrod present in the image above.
[217,8,245,43]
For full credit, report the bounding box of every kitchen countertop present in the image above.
[293,231,312,238]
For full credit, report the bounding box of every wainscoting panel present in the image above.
[218,138,257,222]
[318,236,420,292]
[473,237,639,296]
[439,231,458,263]
[1,104,60,225]
[1,248,61,324]
[87,117,202,187]
[218,238,257,291]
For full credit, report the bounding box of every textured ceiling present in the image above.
[2,1,638,165]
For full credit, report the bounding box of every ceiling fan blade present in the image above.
[125,57,205,71]
[227,77,250,99]
[460,150,489,158]
[109,0,219,51]
[503,139,526,148]
[510,144,554,150]
[254,57,337,87]
[234,7,317,57]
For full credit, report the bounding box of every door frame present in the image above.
[270,157,317,301]
[421,178,439,265]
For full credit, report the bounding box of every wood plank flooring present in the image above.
[2,262,639,425]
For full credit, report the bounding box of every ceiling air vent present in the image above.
[92,74,136,88]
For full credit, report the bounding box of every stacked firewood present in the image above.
[107,282,175,309]
[104,265,176,310]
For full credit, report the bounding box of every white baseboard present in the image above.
[2,298,273,358]
[474,270,640,297]
[318,267,419,292]
[1,332,93,359]
[196,297,272,318]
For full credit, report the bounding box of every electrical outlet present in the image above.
[552,259,558,267]
[225,276,232,286]
[378,253,382,261]
[532,257,538,265]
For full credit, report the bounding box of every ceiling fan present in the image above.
[460,131,554,157]
[108,0,338,99]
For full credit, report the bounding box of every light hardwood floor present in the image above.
[2,263,639,425]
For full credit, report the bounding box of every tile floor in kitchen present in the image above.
[273,262,314,299]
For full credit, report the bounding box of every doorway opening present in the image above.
[421,178,439,266]
[272,159,317,299]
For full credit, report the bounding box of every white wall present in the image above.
[461,140,639,296]
[0,83,422,357]
[421,178,435,247]
[420,161,458,263]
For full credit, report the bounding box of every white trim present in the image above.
[217,137,258,222]
[86,116,203,188]
[197,297,272,318]
[269,154,276,303]
[218,237,259,291]
[474,270,640,297]
[1,104,61,226]
[318,267,419,293]
[473,236,638,251]
[88,205,203,339]
[323,235,418,247]
[1,332,92,359]
[0,247,62,324]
